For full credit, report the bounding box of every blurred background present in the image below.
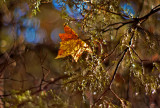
[0,0,160,108]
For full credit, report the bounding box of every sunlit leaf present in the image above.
[56,25,92,62]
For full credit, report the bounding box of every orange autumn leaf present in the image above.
[55,25,92,62]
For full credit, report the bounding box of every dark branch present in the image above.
[102,4,160,32]
[109,47,128,88]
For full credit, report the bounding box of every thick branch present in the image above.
[102,4,160,32]
[138,5,160,22]
[109,47,128,88]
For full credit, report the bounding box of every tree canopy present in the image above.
[0,0,160,108]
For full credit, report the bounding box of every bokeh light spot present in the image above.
[121,3,136,19]
[24,28,36,43]
[52,0,90,19]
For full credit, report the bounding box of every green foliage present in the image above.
[4,90,68,108]
[58,0,160,107]
[63,56,110,94]
[30,0,41,15]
